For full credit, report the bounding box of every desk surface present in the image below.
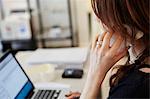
[16,50,127,99]
[16,51,88,92]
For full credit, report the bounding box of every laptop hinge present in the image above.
[26,90,35,98]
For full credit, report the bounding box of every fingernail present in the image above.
[65,94,71,97]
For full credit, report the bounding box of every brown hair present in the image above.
[91,0,149,86]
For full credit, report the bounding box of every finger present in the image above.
[95,32,107,49]
[98,32,107,42]
[92,33,100,51]
[65,94,72,97]
[65,92,80,97]
[65,91,72,97]
[101,32,113,49]
[67,94,80,99]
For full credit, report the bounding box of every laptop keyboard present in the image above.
[33,90,61,99]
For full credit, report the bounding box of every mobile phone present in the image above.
[109,34,126,51]
[109,34,116,47]
[62,69,83,78]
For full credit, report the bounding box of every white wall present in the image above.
[91,14,105,40]
[75,0,105,47]
[0,10,2,21]
[0,9,1,20]
[0,3,3,50]
[75,0,90,47]
[70,0,78,46]
[1,0,104,47]
[0,0,2,20]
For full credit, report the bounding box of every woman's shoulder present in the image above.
[120,64,149,85]
[108,76,149,99]
[108,64,150,99]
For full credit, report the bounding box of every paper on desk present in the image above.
[27,48,88,65]
[25,64,57,82]
[25,64,56,74]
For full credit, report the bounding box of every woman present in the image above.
[66,0,149,99]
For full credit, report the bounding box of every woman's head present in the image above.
[91,0,149,87]
[91,0,149,45]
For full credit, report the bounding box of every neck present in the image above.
[134,39,145,56]
[128,39,146,63]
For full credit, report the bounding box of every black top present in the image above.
[108,64,150,99]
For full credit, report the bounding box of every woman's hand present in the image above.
[89,32,127,75]
[80,32,127,99]
[65,91,81,99]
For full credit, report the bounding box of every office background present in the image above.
[0,0,105,52]
[0,1,113,98]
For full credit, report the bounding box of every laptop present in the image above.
[0,51,69,99]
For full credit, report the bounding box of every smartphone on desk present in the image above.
[62,69,84,78]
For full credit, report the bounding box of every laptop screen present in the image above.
[0,53,34,99]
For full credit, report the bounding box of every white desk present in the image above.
[16,50,127,99]
[15,51,88,92]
